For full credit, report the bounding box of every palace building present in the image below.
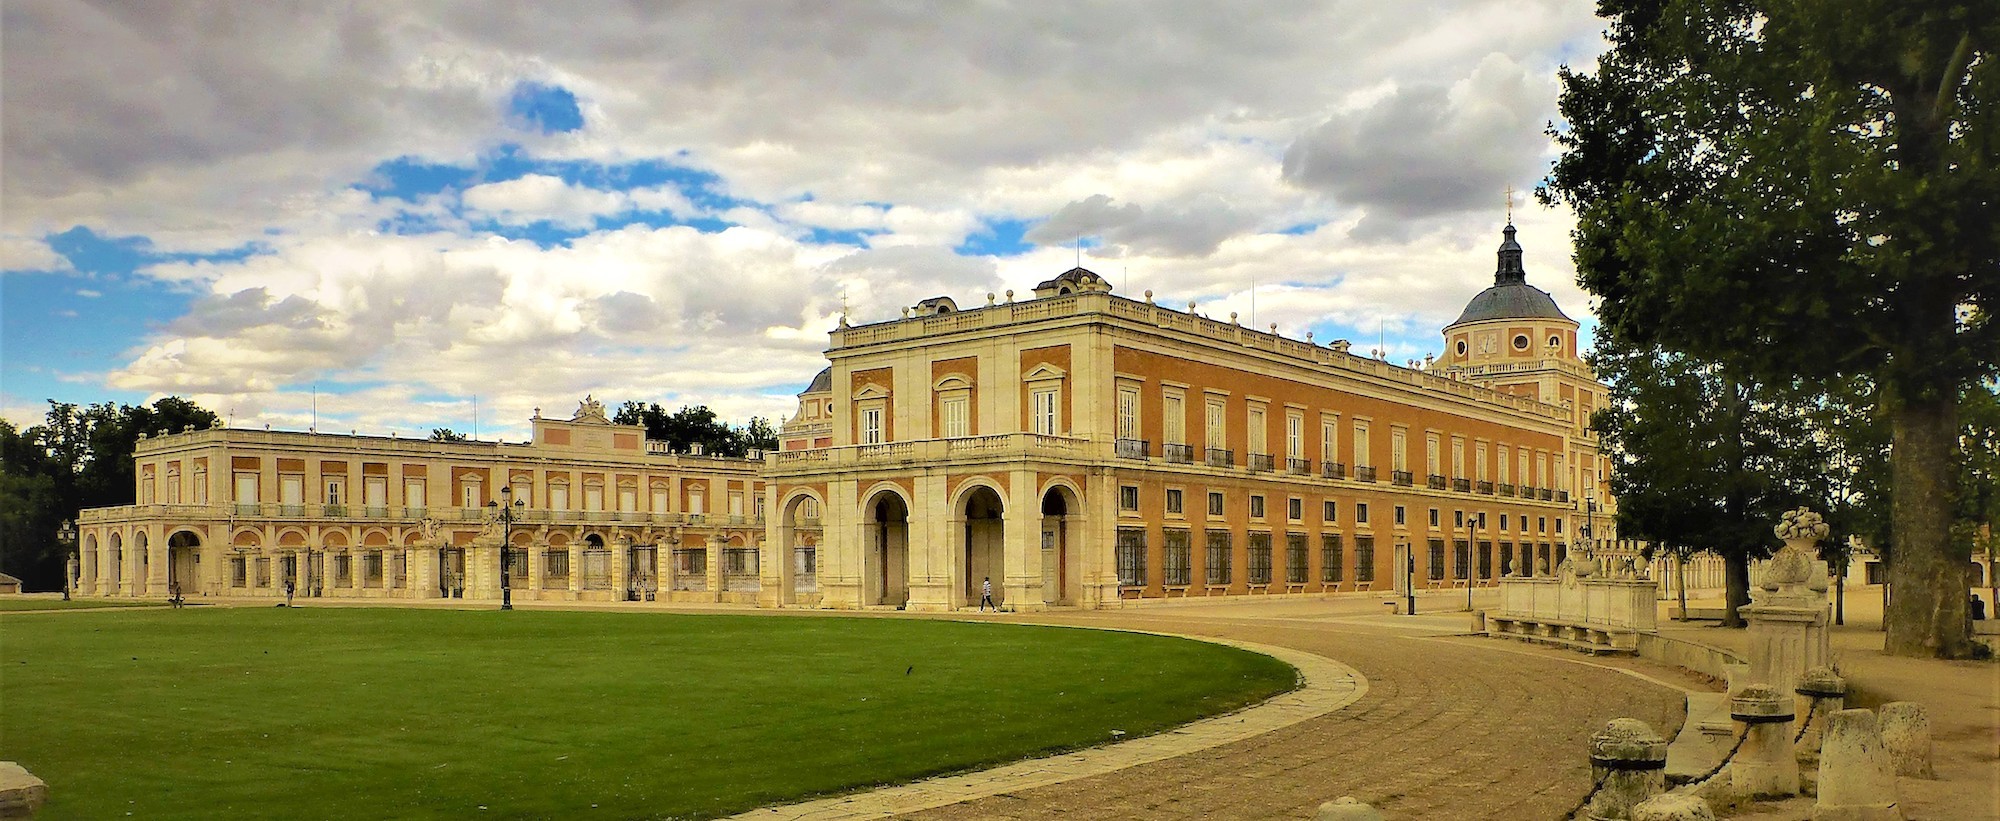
[73,223,1617,612]
[73,398,770,603]
[759,222,1616,611]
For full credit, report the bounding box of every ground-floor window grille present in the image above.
[673,549,707,591]
[1286,533,1309,584]
[1354,537,1375,583]
[545,549,570,583]
[582,547,612,590]
[255,557,271,587]
[1115,528,1146,587]
[794,546,817,592]
[1321,534,1343,583]
[1163,529,1192,586]
[1454,541,1470,580]
[1479,541,1493,579]
[1428,539,1446,581]
[231,557,248,587]
[365,551,384,587]
[1554,543,1567,568]
[1205,530,1232,585]
[723,548,759,591]
[334,553,352,586]
[1247,532,1273,585]
[508,548,529,581]
[1517,542,1532,576]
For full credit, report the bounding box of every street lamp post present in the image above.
[487,487,524,611]
[1577,492,1599,569]
[58,519,77,601]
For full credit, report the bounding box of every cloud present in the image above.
[1025,193,1262,258]
[0,235,72,271]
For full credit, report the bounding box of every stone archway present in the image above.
[958,485,1005,609]
[1040,484,1085,606]
[167,530,202,597]
[863,489,910,608]
[776,491,824,606]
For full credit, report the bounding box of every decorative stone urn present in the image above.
[1762,507,1831,606]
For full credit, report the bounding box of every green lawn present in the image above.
[0,607,1295,820]
[0,597,165,611]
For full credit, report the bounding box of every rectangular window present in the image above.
[1115,528,1147,587]
[1539,516,1548,533]
[1032,388,1059,435]
[1479,541,1494,579]
[1519,451,1531,489]
[1453,439,1466,479]
[1119,485,1140,512]
[1164,530,1192,586]
[1248,532,1273,585]
[1163,392,1186,445]
[234,472,259,504]
[547,549,571,580]
[1355,536,1376,583]
[1476,444,1489,481]
[621,487,639,513]
[1166,488,1184,515]
[861,406,884,444]
[192,468,208,504]
[1454,510,1466,528]
[1394,505,1406,526]
[1207,491,1224,517]
[1501,514,1510,531]
[1323,500,1338,522]
[1116,387,1139,440]
[461,483,480,509]
[1247,406,1267,455]
[1428,539,1446,581]
[1392,429,1408,472]
[1357,502,1370,524]
[1426,433,1440,476]
[1287,497,1303,521]
[1249,495,1266,519]
[403,478,425,510]
[1498,446,1512,484]
[651,489,669,513]
[1205,530,1232,585]
[549,484,569,511]
[1321,417,1338,463]
[1321,533,1344,583]
[1286,412,1304,459]
[1286,533,1309,584]
[1205,398,1226,448]
[942,396,970,438]
[231,557,247,587]
[1429,508,1440,528]
[1353,422,1371,468]
[1454,540,1471,580]
[1477,511,1488,529]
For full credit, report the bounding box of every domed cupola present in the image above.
[1450,223,1574,326]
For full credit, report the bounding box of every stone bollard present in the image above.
[1794,666,1847,788]
[1730,684,1799,798]
[1631,792,1717,821]
[1876,702,1933,778]
[1586,718,1670,820]
[0,761,49,819]
[1471,609,1488,633]
[1312,796,1384,820]
[1814,708,1900,821]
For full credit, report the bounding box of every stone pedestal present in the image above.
[1876,702,1933,779]
[1794,666,1847,791]
[1731,684,1799,798]
[1587,718,1669,820]
[1813,709,1901,821]
[410,544,440,598]
[1631,793,1715,821]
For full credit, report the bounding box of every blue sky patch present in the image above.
[507,82,585,133]
[957,217,1036,257]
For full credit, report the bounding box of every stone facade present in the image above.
[74,399,768,604]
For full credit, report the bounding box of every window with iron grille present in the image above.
[231,557,247,587]
[1321,534,1343,583]
[1454,540,1470,580]
[1480,541,1493,579]
[1115,528,1147,587]
[1286,533,1309,584]
[1428,539,1446,580]
[1248,532,1273,585]
[1163,529,1192,586]
[1354,537,1375,583]
[546,549,570,580]
[1205,530,1232,585]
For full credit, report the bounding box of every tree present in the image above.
[1544,1,1999,658]
[1592,342,1825,625]
[0,398,220,591]
[428,428,469,442]
[612,402,776,457]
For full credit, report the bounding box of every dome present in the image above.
[801,367,832,394]
[1449,224,1575,326]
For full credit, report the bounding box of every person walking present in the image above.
[979,576,996,612]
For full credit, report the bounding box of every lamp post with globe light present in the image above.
[486,487,524,611]
[59,519,77,600]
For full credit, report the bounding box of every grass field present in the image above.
[0,597,165,611]
[1,607,1295,820]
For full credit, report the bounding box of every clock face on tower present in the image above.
[1477,333,1497,355]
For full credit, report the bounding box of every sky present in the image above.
[1,1,1610,442]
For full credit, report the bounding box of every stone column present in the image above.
[352,550,366,595]
[705,534,723,601]
[1814,708,1900,821]
[1585,718,1668,821]
[79,545,97,596]
[146,533,169,597]
[567,542,582,599]
[1794,666,1846,781]
[1730,684,1799,798]
[1877,702,1933,779]
[528,542,545,597]
[410,544,440,598]
[611,536,631,601]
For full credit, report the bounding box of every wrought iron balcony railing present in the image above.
[1247,453,1274,472]
[1321,461,1346,480]
[1354,465,1377,482]
[1115,438,1150,460]
[1426,474,1447,490]
[1204,447,1235,468]
[1286,457,1312,475]
[1163,443,1194,464]
[1391,470,1414,487]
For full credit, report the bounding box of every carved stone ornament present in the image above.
[571,394,611,424]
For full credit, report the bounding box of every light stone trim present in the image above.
[726,630,1368,820]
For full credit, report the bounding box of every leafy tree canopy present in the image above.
[612,402,778,458]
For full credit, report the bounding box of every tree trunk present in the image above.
[1883,395,1976,657]
[1722,550,1750,628]
[1676,554,1689,622]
